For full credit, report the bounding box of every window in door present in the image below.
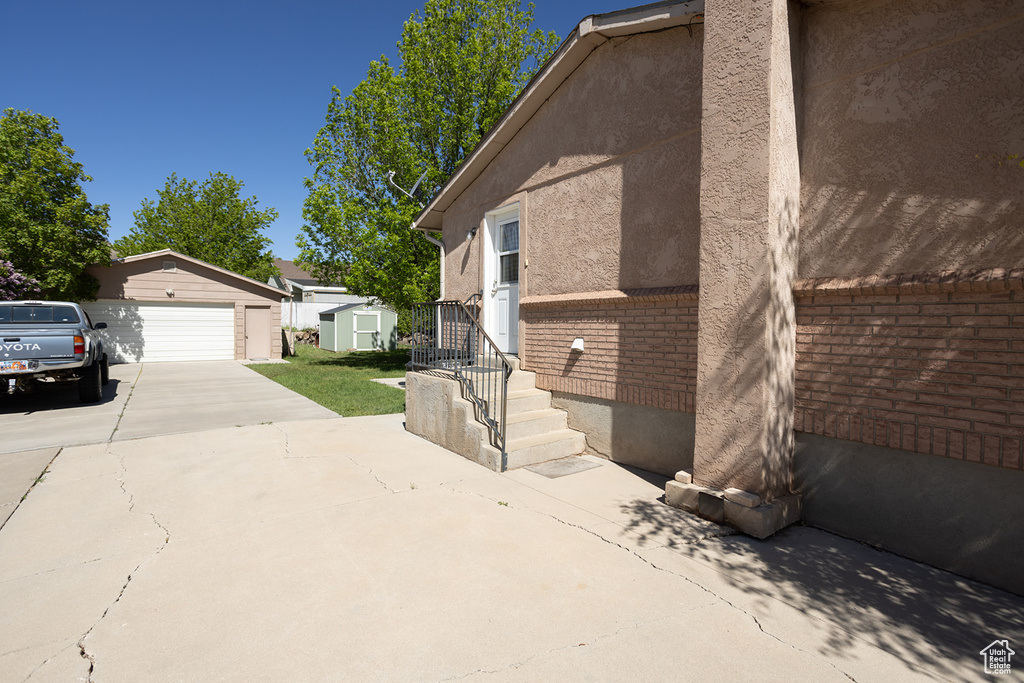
[498,219,519,284]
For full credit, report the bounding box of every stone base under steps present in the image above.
[405,368,585,472]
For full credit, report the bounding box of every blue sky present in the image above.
[1,0,625,261]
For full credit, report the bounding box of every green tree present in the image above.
[299,0,559,310]
[115,172,280,282]
[0,108,111,301]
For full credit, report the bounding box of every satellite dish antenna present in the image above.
[388,169,429,207]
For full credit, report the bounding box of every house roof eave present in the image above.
[411,0,705,232]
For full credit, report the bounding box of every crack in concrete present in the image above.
[744,612,858,682]
[441,613,701,681]
[0,448,63,534]
[3,636,69,660]
[340,451,394,494]
[20,640,79,682]
[77,443,171,682]
[107,363,143,443]
[268,426,395,489]
[443,484,860,683]
[270,424,335,459]
[272,424,293,458]
[0,557,106,584]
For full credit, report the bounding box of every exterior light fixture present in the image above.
[571,337,584,352]
[466,227,477,242]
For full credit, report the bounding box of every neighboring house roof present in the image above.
[273,258,315,281]
[271,259,345,292]
[111,249,287,297]
[411,0,705,231]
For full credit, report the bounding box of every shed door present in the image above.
[353,311,380,351]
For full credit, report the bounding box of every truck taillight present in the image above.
[74,336,85,355]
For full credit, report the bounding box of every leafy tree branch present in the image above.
[299,0,559,311]
[115,172,280,282]
[0,108,111,300]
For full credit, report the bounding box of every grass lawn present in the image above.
[248,344,409,417]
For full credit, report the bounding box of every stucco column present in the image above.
[668,0,800,536]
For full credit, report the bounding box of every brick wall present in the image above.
[794,273,1024,471]
[520,287,698,413]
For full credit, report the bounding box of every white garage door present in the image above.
[82,301,235,363]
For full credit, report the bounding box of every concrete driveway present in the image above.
[0,361,337,455]
[0,361,336,527]
[0,408,1021,681]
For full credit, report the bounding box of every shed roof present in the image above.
[320,302,382,315]
[411,0,704,231]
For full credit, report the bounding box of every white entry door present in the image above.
[486,208,519,354]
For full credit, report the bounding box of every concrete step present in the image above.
[460,366,534,393]
[459,365,505,391]
[507,370,537,392]
[505,429,587,470]
[505,388,551,414]
[505,408,568,441]
[474,355,520,371]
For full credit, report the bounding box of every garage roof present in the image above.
[110,249,288,297]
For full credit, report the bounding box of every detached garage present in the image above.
[83,249,285,362]
[319,303,398,352]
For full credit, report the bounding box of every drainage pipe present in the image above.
[416,226,445,300]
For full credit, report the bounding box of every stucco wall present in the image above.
[442,25,704,301]
[799,0,1024,277]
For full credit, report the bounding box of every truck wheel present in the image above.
[78,360,102,403]
[100,354,110,385]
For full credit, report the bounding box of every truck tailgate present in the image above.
[1,329,76,359]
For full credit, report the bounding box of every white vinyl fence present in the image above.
[281,302,339,330]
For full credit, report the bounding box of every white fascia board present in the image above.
[411,0,704,232]
[304,286,350,293]
[583,0,704,37]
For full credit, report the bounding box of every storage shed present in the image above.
[83,249,286,362]
[319,303,398,352]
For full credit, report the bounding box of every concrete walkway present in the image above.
[0,414,1021,681]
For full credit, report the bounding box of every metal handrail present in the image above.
[410,299,513,469]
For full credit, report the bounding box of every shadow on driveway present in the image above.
[0,379,121,415]
[621,497,1024,679]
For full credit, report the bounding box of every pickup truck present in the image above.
[0,301,110,403]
